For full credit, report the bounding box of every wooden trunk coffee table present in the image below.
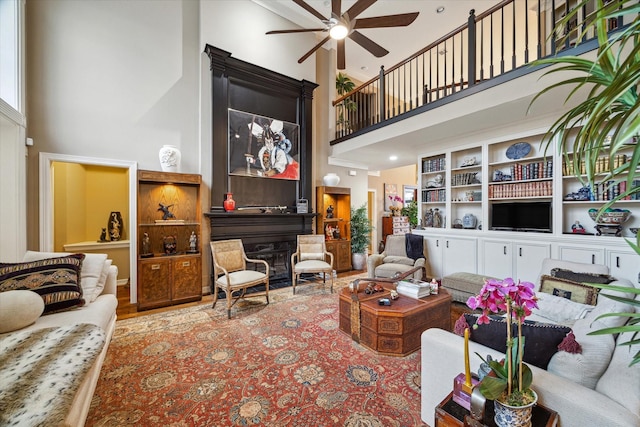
[338,283,451,356]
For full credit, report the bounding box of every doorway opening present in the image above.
[39,153,138,303]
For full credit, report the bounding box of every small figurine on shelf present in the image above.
[433,208,443,228]
[158,203,176,220]
[141,232,153,258]
[325,224,334,240]
[98,228,108,242]
[424,208,434,228]
[333,227,341,240]
[572,220,586,234]
[326,205,334,218]
[163,235,177,255]
[187,231,198,253]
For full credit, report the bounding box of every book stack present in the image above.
[396,278,433,299]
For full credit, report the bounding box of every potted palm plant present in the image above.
[532,0,640,365]
[335,72,357,133]
[350,204,373,270]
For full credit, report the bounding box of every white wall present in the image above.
[24,0,320,249]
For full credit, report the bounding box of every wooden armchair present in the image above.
[291,234,334,294]
[210,239,269,318]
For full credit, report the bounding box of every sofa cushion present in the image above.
[462,313,571,369]
[23,251,108,305]
[93,259,112,302]
[534,292,595,325]
[0,254,85,314]
[539,275,598,305]
[550,268,614,285]
[596,330,640,416]
[0,290,45,333]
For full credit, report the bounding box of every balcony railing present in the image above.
[332,0,620,142]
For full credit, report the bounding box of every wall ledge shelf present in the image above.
[63,240,130,251]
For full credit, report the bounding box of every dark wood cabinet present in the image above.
[137,170,202,310]
[316,186,351,272]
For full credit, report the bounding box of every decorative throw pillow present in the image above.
[23,251,107,305]
[382,256,415,266]
[0,254,85,314]
[462,313,572,369]
[535,292,595,325]
[0,290,45,333]
[539,275,598,305]
[550,268,614,285]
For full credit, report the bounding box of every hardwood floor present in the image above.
[117,271,473,331]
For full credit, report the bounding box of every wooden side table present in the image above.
[435,392,558,427]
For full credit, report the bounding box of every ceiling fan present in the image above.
[266,0,419,69]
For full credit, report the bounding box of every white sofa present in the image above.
[421,258,640,427]
[0,251,118,427]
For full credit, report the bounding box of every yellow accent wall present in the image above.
[52,162,130,281]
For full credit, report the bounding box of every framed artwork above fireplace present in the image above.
[228,109,300,181]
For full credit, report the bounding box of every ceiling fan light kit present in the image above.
[266,0,419,69]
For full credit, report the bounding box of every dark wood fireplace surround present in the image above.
[204,46,319,286]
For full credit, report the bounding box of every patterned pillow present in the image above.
[0,254,85,314]
[550,268,614,285]
[540,275,598,305]
[462,313,572,369]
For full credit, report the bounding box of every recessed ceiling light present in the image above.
[436,6,445,14]
[361,66,368,71]
[389,155,398,161]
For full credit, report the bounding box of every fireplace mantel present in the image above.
[205,212,317,245]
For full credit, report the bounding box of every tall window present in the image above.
[0,0,22,115]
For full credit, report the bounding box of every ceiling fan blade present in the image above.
[267,28,326,35]
[348,30,389,57]
[331,0,341,19]
[344,0,376,20]
[298,35,331,64]
[337,38,346,70]
[353,12,419,29]
[293,0,327,22]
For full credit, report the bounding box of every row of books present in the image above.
[588,180,640,201]
[422,189,446,202]
[423,157,446,173]
[451,172,480,186]
[563,154,628,176]
[509,161,553,181]
[489,181,553,199]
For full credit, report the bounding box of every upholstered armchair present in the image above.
[291,234,334,294]
[367,234,425,280]
[210,239,269,318]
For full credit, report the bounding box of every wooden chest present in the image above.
[339,284,451,356]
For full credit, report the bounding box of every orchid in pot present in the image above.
[388,195,403,216]
[467,278,539,425]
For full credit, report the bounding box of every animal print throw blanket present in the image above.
[0,323,105,426]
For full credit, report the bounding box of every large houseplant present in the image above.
[467,278,539,420]
[531,0,640,365]
[350,204,373,270]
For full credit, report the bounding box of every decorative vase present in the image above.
[493,391,538,427]
[352,253,366,270]
[463,213,477,229]
[323,172,340,186]
[223,193,236,212]
[107,211,123,241]
[158,145,181,172]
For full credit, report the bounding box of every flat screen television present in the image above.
[490,201,552,233]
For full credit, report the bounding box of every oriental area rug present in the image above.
[87,275,426,427]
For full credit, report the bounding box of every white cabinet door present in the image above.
[424,236,444,279]
[558,245,605,265]
[482,240,513,279]
[608,250,640,286]
[443,237,477,277]
[515,242,551,283]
